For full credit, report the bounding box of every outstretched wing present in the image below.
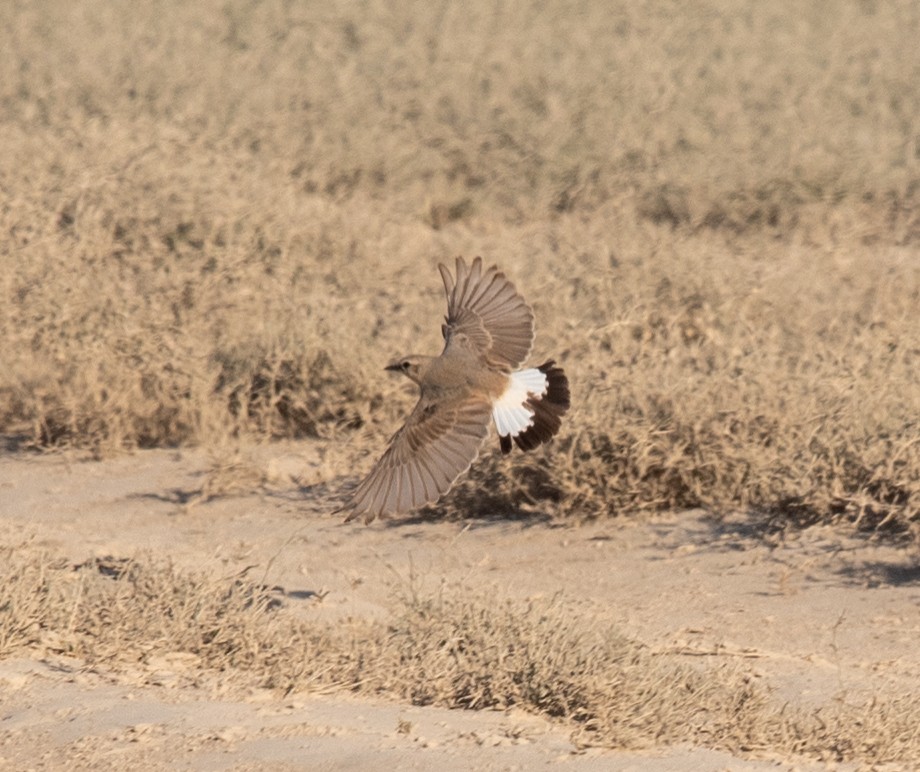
[343,395,492,523]
[438,256,534,369]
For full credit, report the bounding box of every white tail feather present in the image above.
[491,368,548,437]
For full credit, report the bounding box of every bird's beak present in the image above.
[384,362,401,372]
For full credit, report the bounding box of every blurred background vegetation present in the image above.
[1,0,918,535]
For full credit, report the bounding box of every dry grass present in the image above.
[3,6,919,761]
[2,0,920,535]
[2,547,919,764]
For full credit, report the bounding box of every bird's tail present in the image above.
[493,360,570,454]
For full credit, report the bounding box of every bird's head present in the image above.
[385,355,427,385]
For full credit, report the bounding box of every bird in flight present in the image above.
[341,256,570,523]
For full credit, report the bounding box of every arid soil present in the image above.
[2,446,917,770]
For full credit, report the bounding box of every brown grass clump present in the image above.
[439,238,920,535]
[2,0,920,535]
[2,548,920,764]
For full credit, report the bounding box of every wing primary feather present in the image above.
[413,458,436,504]
[385,469,402,513]
[452,257,470,307]
[366,471,387,516]
[465,272,501,310]
[404,462,422,510]
[439,262,454,296]
[459,258,483,307]
[424,447,454,490]
[427,445,461,487]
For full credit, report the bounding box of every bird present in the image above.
[341,256,570,523]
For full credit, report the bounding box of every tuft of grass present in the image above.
[2,549,920,763]
[434,240,920,536]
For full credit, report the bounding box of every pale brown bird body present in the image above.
[342,256,570,523]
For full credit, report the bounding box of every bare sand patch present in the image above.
[2,450,919,769]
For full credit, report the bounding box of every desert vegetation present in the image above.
[2,0,919,536]
[3,0,919,539]
[2,2,920,765]
[2,549,920,764]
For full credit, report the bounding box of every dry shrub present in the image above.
[2,0,920,536]
[0,223,375,453]
[7,0,914,228]
[0,551,284,669]
[0,552,60,658]
[430,236,920,537]
[363,588,777,751]
[2,548,920,763]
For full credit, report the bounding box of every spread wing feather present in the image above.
[344,396,491,523]
[439,256,534,369]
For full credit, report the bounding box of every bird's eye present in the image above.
[401,361,410,370]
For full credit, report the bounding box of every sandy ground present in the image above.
[2,444,919,771]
